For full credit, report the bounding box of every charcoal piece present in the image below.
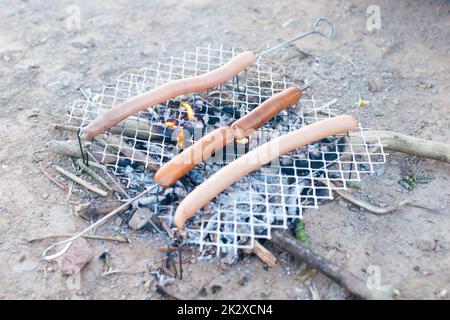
[280,137,346,179]
[188,169,205,186]
[222,105,237,118]
[117,159,139,169]
[159,189,178,205]
[204,115,220,125]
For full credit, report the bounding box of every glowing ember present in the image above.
[164,120,177,128]
[181,101,195,121]
[177,128,184,148]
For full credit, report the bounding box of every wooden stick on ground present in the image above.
[75,159,112,192]
[42,140,117,164]
[270,230,396,300]
[351,130,450,163]
[28,233,128,243]
[252,240,277,268]
[54,165,108,197]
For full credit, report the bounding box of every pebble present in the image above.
[128,207,157,230]
[438,289,447,299]
[417,231,436,251]
[57,238,92,275]
[3,55,10,62]
[41,193,49,200]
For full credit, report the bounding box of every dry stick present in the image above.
[37,162,68,190]
[159,217,176,240]
[156,283,181,300]
[320,179,410,215]
[54,165,108,197]
[270,230,395,300]
[75,200,128,220]
[29,233,128,243]
[252,240,277,268]
[351,130,450,163]
[43,140,90,159]
[75,159,112,192]
[54,117,154,141]
[42,140,117,164]
[96,134,160,171]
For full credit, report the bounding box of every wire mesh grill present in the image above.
[67,45,386,253]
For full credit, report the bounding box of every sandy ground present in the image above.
[0,0,449,300]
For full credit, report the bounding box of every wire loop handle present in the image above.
[256,17,335,58]
[42,185,157,260]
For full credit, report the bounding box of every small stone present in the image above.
[128,207,156,230]
[57,238,92,275]
[238,276,249,286]
[114,216,123,227]
[368,79,382,92]
[417,231,436,251]
[3,55,10,62]
[41,193,49,200]
[438,289,447,299]
[173,187,187,199]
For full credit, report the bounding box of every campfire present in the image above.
[66,45,386,255]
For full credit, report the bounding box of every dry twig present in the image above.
[29,233,128,243]
[75,159,112,192]
[252,240,277,268]
[37,162,68,190]
[54,165,108,197]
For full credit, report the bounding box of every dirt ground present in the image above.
[0,0,449,300]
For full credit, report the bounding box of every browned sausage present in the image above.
[154,87,301,187]
[155,127,235,187]
[173,115,358,230]
[231,86,301,139]
[80,51,256,139]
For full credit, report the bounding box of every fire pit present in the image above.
[67,45,386,254]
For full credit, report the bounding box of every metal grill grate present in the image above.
[67,45,386,253]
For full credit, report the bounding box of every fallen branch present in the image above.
[54,165,108,197]
[320,179,410,215]
[42,140,117,164]
[351,130,450,163]
[270,230,396,300]
[29,233,128,243]
[54,118,171,143]
[37,162,68,190]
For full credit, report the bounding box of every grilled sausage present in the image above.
[173,115,358,230]
[80,51,256,139]
[231,86,301,139]
[154,87,301,187]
